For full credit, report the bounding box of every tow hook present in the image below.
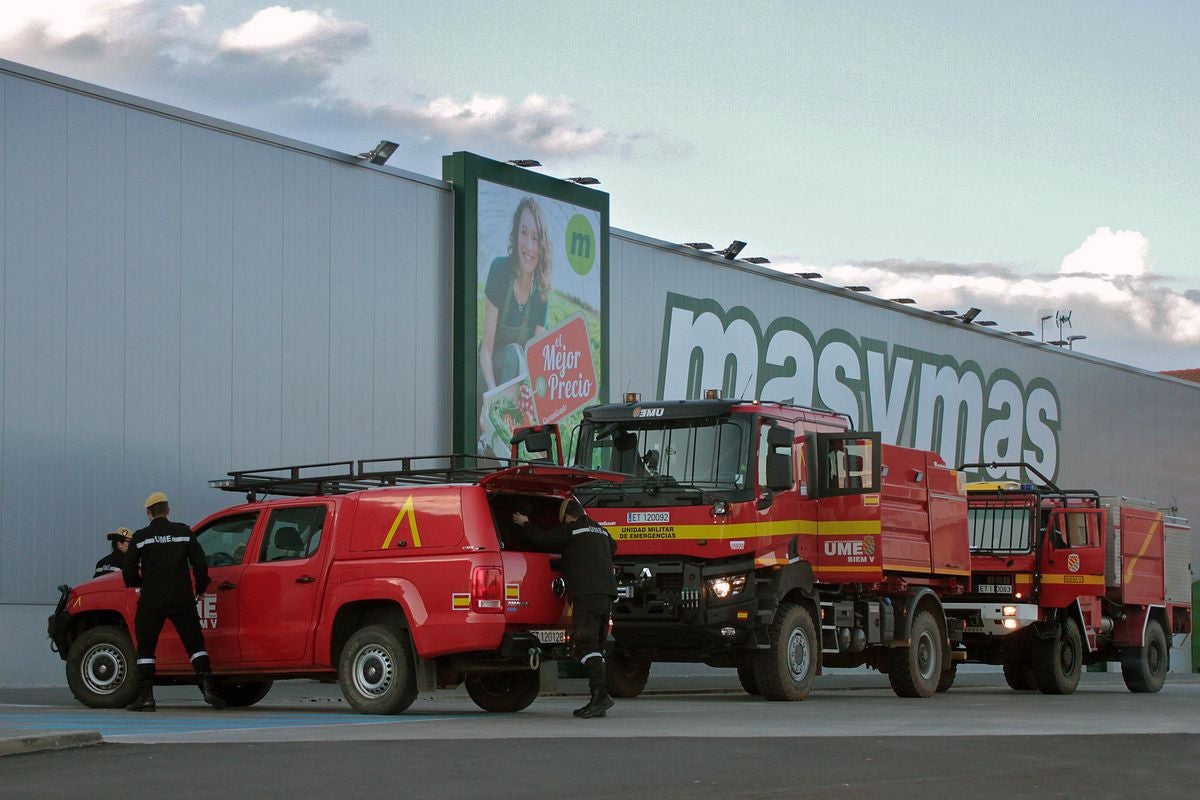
[528,647,542,670]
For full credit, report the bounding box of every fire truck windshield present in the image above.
[968,505,1034,553]
[573,414,752,501]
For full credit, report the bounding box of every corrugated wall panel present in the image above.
[178,125,234,520]
[123,112,183,515]
[230,139,284,470]
[63,93,128,580]
[328,168,378,459]
[2,78,69,601]
[280,153,332,465]
[371,177,418,454]
[0,76,7,596]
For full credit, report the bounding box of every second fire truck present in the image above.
[943,464,1192,694]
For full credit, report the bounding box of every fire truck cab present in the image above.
[539,392,971,700]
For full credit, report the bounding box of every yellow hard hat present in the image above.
[144,491,168,508]
[107,527,133,542]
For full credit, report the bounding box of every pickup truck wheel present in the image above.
[1121,618,1169,694]
[752,602,817,701]
[1032,618,1082,695]
[66,626,139,709]
[887,609,942,698]
[338,625,418,715]
[736,662,761,696]
[211,680,273,707]
[465,670,540,712]
[936,661,958,693]
[1002,661,1036,691]
[606,650,651,698]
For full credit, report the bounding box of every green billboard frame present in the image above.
[443,151,610,454]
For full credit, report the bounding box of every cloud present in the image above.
[769,227,1200,369]
[216,5,368,72]
[0,2,643,162]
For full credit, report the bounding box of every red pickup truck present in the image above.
[49,456,609,714]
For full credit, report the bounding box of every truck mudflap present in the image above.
[47,584,72,660]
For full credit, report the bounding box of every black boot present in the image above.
[574,685,614,718]
[125,682,156,712]
[574,658,614,719]
[198,673,226,709]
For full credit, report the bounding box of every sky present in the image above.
[2,1,1198,371]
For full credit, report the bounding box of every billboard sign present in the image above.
[444,152,609,457]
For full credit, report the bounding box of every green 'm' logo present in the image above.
[565,214,596,276]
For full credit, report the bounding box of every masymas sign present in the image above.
[656,293,1062,482]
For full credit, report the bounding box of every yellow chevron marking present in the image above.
[382,496,423,549]
[1123,517,1162,585]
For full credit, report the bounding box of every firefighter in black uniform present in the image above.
[122,491,225,712]
[513,497,617,718]
[93,527,132,578]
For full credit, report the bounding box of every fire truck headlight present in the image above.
[706,575,747,599]
[1002,606,1017,617]
[1003,618,1019,630]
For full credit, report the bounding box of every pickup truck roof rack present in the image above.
[211,454,518,499]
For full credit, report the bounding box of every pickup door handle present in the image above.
[296,575,316,584]
[217,581,237,591]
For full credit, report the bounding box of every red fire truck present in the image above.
[525,392,972,699]
[943,463,1192,694]
[49,457,611,714]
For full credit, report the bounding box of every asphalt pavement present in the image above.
[4,667,1199,755]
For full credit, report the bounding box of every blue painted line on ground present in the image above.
[0,710,489,736]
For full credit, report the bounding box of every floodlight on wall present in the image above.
[976,320,998,327]
[357,140,398,165]
[889,298,917,304]
[1048,339,1068,346]
[1067,335,1087,350]
[844,285,871,292]
[742,256,771,264]
[934,310,959,316]
[566,176,600,185]
[960,307,982,324]
[720,240,747,260]
[1010,330,1035,337]
[683,242,714,250]
[796,272,823,279]
[507,159,542,168]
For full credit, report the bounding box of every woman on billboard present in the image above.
[479,195,553,390]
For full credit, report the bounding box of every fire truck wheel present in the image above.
[338,625,419,714]
[736,662,761,696]
[1002,661,1036,691]
[888,609,942,698]
[66,625,139,709]
[1032,618,1082,695]
[1121,618,1169,693]
[465,670,541,712]
[606,651,651,698]
[936,661,957,693]
[210,680,273,707]
[753,602,817,701]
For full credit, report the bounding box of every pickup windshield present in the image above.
[573,414,752,505]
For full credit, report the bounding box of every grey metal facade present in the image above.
[1,62,451,683]
[2,59,1195,685]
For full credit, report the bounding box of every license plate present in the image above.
[530,629,567,644]
[978,583,1012,594]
